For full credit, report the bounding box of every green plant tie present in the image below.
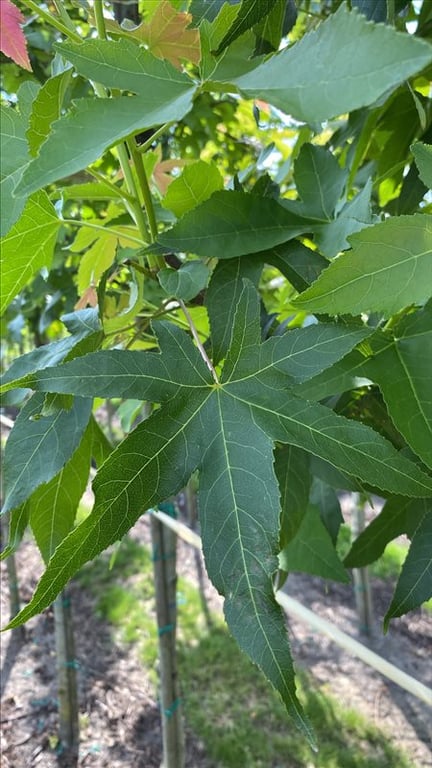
[164,697,181,718]
[63,659,80,669]
[158,623,174,636]
[152,547,176,562]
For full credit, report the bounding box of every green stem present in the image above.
[93,0,107,40]
[52,0,77,35]
[179,300,219,384]
[128,140,165,271]
[20,0,81,42]
[136,122,175,154]
[63,219,143,245]
[116,143,151,241]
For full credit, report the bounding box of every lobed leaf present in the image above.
[230,4,432,123]
[2,394,92,515]
[157,190,311,258]
[384,510,432,629]
[0,190,61,312]
[293,215,432,317]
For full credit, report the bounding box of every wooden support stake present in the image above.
[351,494,374,636]
[151,512,185,768]
[53,590,79,765]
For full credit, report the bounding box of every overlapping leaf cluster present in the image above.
[1,0,432,742]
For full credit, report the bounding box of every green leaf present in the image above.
[293,347,370,402]
[16,92,195,199]
[27,70,72,157]
[293,215,432,317]
[0,504,29,561]
[279,504,349,582]
[162,160,224,217]
[57,38,195,98]
[313,179,373,259]
[0,104,29,236]
[230,4,432,123]
[206,257,263,364]
[0,190,61,313]
[2,394,92,515]
[310,478,343,545]
[260,241,328,293]
[15,41,196,198]
[384,510,432,629]
[157,190,311,258]
[364,303,432,468]
[411,141,432,189]
[1,308,102,392]
[198,390,315,743]
[214,0,279,55]
[29,420,93,563]
[158,260,210,301]
[275,445,310,545]
[256,322,373,384]
[344,496,428,568]
[284,144,347,221]
[6,281,432,740]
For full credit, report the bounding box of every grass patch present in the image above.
[78,535,415,768]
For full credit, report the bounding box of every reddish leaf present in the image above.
[131,0,201,70]
[0,0,31,71]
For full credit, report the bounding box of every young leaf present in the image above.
[384,510,432,630]
[0,0,31,71]
[2,394,92,515]
[230,4,432,123]
[293,215,432,317]
[131,0,201,69]
[162,160,224,218]
[157,190,311,258]
[279,504,349,583]
[283,144,347,222]
[27,70,72,157]
[0,190,61,313]
[158,260,210,301]
[213,0,279,56]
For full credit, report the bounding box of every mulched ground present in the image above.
[1,509,431,768]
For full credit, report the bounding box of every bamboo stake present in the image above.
[151,511,185,768]
[149,511,432,707]
[53,590,79,764]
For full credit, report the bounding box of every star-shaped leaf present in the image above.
[131,1,201,69]
[4,282,432,743]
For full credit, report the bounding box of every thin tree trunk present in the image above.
[53,590,79,765]
[351,493,374,636]
[151,511,184,768]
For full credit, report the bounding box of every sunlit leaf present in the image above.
[0,190,61,313]
[230,5,432,123]
[131,0,201,69]
[294,215,432,317]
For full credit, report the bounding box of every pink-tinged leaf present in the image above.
[131,1,201,70]
[0,0,31,71]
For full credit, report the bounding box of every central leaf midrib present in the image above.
[215,391,301,714]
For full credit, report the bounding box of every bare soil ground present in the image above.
[1,511,431,768]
